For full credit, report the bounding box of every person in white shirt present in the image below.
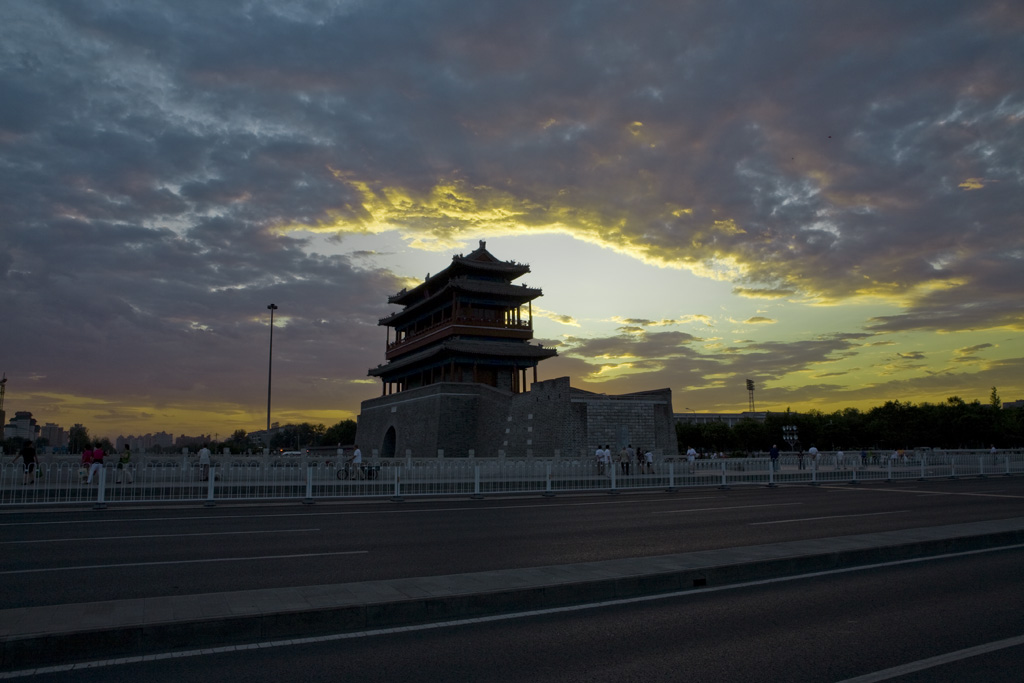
[836,449,845,469]
[349,445,364,479]
[595,445,606,475]
[808,445,819,469]
[686,447,697,473]
[198,445,212,481]
[644,449,654,473]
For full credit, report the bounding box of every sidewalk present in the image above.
[3,516,1024,670]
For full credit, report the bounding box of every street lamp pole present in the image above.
[266,304,278,442]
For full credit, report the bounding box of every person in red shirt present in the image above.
[87,445,105,484]
[80,447,94,483]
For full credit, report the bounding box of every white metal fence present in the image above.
[2,450,1022,507]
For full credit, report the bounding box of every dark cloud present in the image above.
[1,0,1021,434]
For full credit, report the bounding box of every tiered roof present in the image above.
[387,241,530,306]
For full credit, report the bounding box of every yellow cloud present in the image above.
[532,307,580,327]
[583,361,659,383]
[958,178,985,190]
[273,172,755,283]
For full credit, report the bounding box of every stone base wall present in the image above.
[356,377,678,459]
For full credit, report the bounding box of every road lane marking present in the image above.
[822,485,1024,499]
[654,502,803,514]
[833,633,1024,682]
[750,510,909,525]
[3,542,1021,679]
[0,550,368,575]
[0,528,321,544]
[0,497,721,526]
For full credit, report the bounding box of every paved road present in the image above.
[3,478,1023,610]
[11,542,1024,682]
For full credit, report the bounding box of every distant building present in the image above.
[4,411,40,442]
[39,423,68,449]
[675,412,768,428]
[174,434,212,450]
[116,432,175,452]
[356,242,678,459]
[1003,399,1024,410]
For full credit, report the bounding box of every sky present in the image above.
[1,0,1023,441]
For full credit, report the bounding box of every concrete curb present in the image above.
[4,517,1024,669]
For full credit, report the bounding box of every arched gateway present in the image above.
[382,426,396,459]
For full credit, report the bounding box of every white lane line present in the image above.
[3,542,1022,679]
[0,550,368,575]
[0,497,720,526]
[0,528,321,544]
[654,502,803,514]
[750,510,909,525]
[822,485,1024,499]
[833,634,1024,682]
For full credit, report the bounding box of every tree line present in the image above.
[3,420,358,456]
[676,393,1024,455]
[190,419,358,454]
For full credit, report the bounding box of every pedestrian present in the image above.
[87,444,105,484]
[769,444,779,472]
[798,449,806,470]
[350,444,365,479]
[116,444,134,484]
[808,445,819,470]
[644,448,654,473]
[595,444,606,475]
[198,444,212,481]
[12,439,38,485]
[603,445,612,476]
[686,446,697,473]
[835,449,845,470]
[80,446,93,483]
[618,445,630,475]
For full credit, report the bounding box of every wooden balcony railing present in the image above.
[388,315,531,351]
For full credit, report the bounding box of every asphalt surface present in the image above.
[4,478,1024,609]
[2,477,1024,673]
[7,541,1024,682]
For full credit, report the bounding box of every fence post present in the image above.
[609,463,618,494]
[391,466,404,502]
[543,463,554,497]
[303,465,315,504]
[849,464,859,486]
[978,456,986,478]
[950,458,958,479]
[810,458,819,486]
[470,464,483,499]
[886,458,893,482]
[666,462,676,492]
[204,466,216,507]
[93,467,107,510]
[1007,456,1012,477]
[919,454,926,481]
[768,460,777,488]
[718,461,730,490]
